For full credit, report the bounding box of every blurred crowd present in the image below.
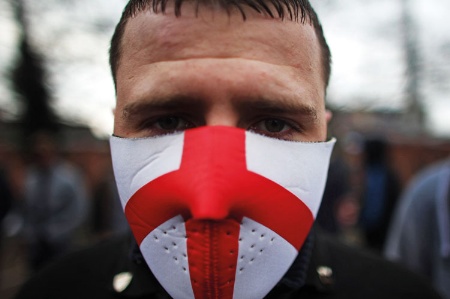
[0,130,128,298]
[316,133,450,299]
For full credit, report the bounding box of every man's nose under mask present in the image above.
[110,126,335,299]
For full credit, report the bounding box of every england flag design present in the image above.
[110,126,335,299]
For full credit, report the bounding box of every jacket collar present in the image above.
[303,227,336,293]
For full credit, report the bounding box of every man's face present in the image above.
[113,5,327,142]
[111,7,333,297]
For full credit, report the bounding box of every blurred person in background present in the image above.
[91,163,129,240]
[316,154,351,234]
[0,169,13,225]
[0,165,14,288]
[22,131,88,272]
[317,153,365,247]
[0,167,13,235]
[315,152,366,245]
[385,158,450,299]
[358,138,401,252]
[0,137,14,224]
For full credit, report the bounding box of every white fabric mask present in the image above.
[110,126,335,299]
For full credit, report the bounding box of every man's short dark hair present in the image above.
[109,0,331,90]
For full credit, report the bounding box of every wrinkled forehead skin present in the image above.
[116,5,324,95]
[113,2,327,141]
[120,7,321,69]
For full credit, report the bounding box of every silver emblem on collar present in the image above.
[317,266,334,285]
[113,272,133,293]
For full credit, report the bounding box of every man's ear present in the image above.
[325,109,333,124]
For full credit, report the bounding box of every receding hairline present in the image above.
[109,0,331,89]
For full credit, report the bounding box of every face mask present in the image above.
[110,126,335,299]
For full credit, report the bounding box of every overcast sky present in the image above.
[0,0,449,137]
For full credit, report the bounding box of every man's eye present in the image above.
[248,118,303,140]
[146,116,194,133]
[261,119,288,133]
[253,119,289,133]
[156,117,184,130]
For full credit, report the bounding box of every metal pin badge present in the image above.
[113,272,133,293]
[317,266,334,285]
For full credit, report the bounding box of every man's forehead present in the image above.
[119,6,321,71]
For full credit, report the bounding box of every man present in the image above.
[15,0,441,298]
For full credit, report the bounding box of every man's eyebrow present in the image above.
[234,97,318,120]
[121,96,205,120]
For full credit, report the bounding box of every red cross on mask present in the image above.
[111,126,335,299]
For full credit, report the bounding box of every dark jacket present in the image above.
[15,230,441,299]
